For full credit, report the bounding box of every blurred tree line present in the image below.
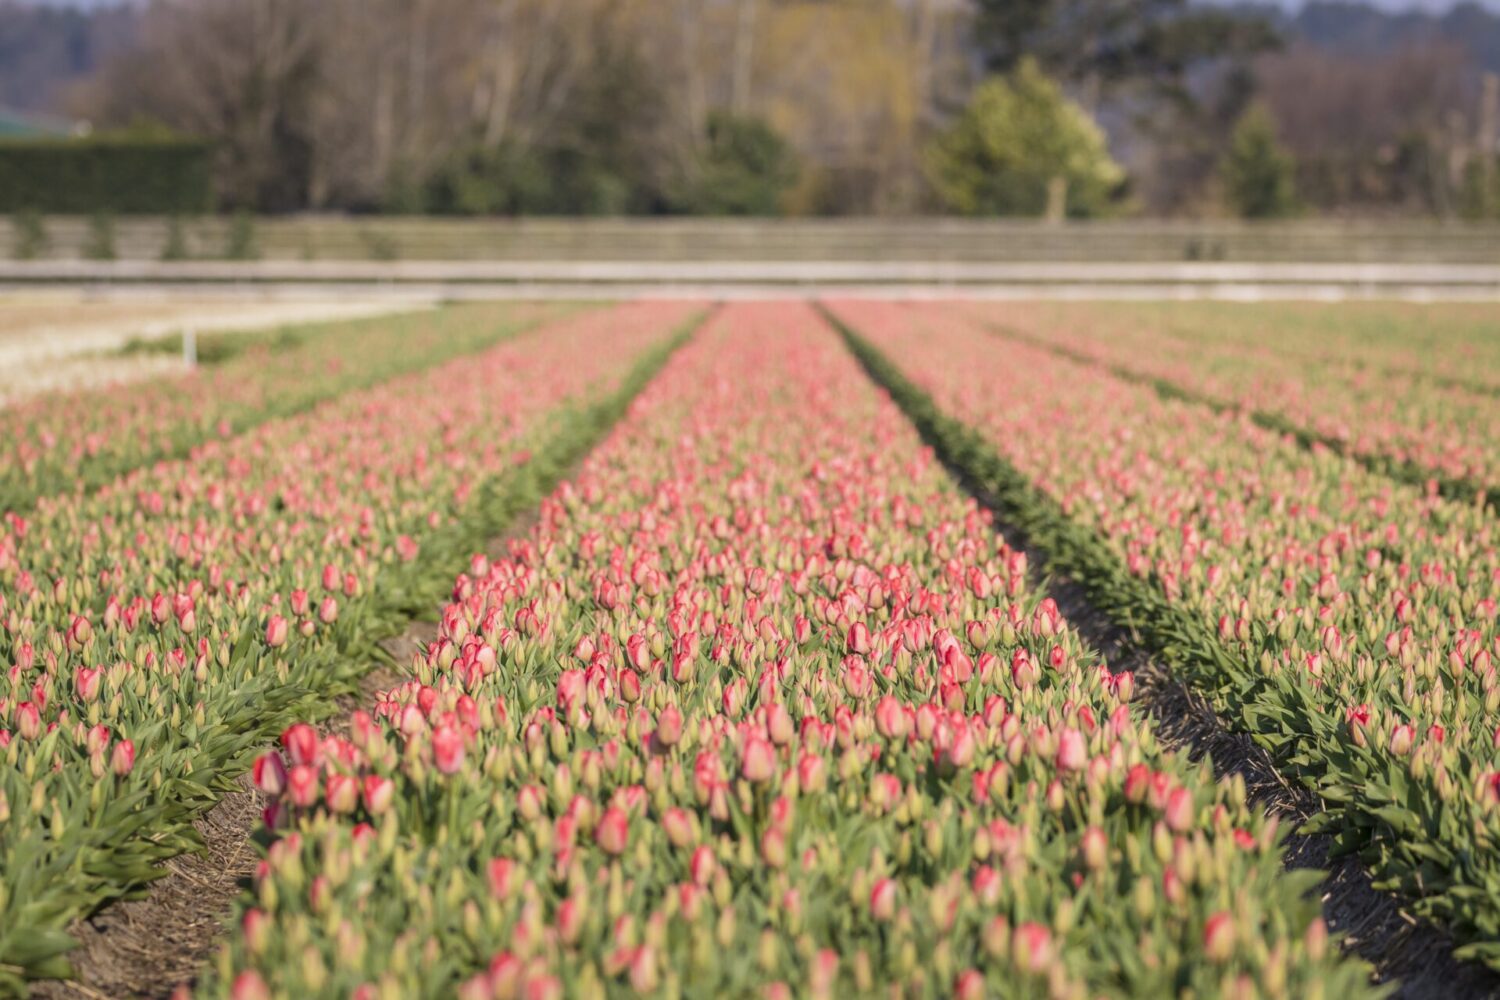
[54,0,1500,218]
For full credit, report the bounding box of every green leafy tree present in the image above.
[1222,104,1298,218]
[674,113,798,216]
[926,59,1124,218]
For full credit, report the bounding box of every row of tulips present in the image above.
[0,300,702,993]
[828,300,1500,970]
[1020,300,1500,396]
[958,300,1498,507]
[0,301,573,515]
[214,303,1372,999]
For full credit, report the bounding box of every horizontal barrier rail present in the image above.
[4,216,1500,264]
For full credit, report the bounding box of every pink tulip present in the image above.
[488,858,516,900]
[1203,911,1235,961]
[265,615,289,649]
[252,752,287,796]
[655,706,683,748]
[282,723,320,766]
[1055,727,1087,772]
[1081,826,1107,869]
[740,735,777,783]
[75,666,101,703]
[766,702,795,745]
[111,739,135,776]
[288,765,320,807]
[1165,787,1194,833]
[363,775,394,815]
[432,725,465,774]
[16,702,40,741]
[875,695,907,739]
[1012,922,1053,974]
[870,878,897,921]
[596,805,629,855]
[326,773,358,813]
[230,971,271,1000]
[86,724,111,756]
[661,806,694,848]
[1390,723,1415,756]
[241,908,269,954]
[689,845,716,886]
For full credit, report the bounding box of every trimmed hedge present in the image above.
[0,137,212,214]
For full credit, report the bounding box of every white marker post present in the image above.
[183,328,197,369]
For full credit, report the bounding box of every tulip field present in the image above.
[0,297,1496,998]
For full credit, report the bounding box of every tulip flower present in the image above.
[740,736,777,784]
[253,753,288,797]
[596,806,629,856]
[266,615,289,649]
[111,739,136,777]
[432,725,465,775]
[870,878,897,921]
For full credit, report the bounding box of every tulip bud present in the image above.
[870,878,897,921]
[741,736,776,783]
[596,806,629,856]
[1055,728,1086,772]
[432,725,465,775]
[1011,923,1052,974]
[1203,911,1235,962]
[111,739,135,776]
[656,706,683,748]
[1165,787,1194,833]
[1389,723,1414,756]
[252,753,288,797]
[362,775,394,815]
